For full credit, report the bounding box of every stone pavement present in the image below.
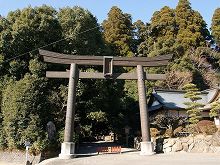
[0,161,23,165]
[37,152,220,165]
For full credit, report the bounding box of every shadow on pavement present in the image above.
[77,141,119,155]
[76,141,138,157]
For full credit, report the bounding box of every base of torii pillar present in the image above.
[59,142,76,159]
[140,142,155,155]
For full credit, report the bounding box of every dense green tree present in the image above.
[7,5,62,54]
[0,5,114,149]
[0,76,13,148]
[211,8,220,46]
[0,6,64,150]
[0,18,12,76]
[1,74,49,151]
[76,79,126,137]
[29,58,47,77]
[102,6,134,57]
[58,6,107,55]
[182,83,204,125]
[0,5,62,78]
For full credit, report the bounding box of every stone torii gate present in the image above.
[39,49,172,159]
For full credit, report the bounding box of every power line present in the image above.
[2,25,101,64]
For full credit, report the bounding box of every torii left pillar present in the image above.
[137,65,155,155]
[59,63,79,159]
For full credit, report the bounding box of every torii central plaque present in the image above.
[39,49,172,159]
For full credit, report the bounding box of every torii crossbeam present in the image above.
[39,49,172,158]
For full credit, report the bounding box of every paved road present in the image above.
[38,152,220,165]
[0,161,23,165]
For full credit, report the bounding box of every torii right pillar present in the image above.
[137,65,155,155]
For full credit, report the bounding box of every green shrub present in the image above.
[29,137,49,155]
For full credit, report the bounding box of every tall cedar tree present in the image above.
[102,7,139,134]
[133,20,150,55]
[102,6,134,57]
[175,0,209,49]
[182,83,204,125]
[138,0,209,57]
[211,8,220,46]
[133,20,148,45]
[137,0,211,90]
[147,6,177,57]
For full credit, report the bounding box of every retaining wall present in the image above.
[161,131,220,153]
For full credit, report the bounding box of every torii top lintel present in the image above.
[39,49,173,67]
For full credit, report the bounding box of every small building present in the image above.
[148,87,220,118]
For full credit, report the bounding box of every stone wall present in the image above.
[0,150,41,164]
[162,131,220,153]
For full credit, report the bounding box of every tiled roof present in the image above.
[148,88,219,111]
